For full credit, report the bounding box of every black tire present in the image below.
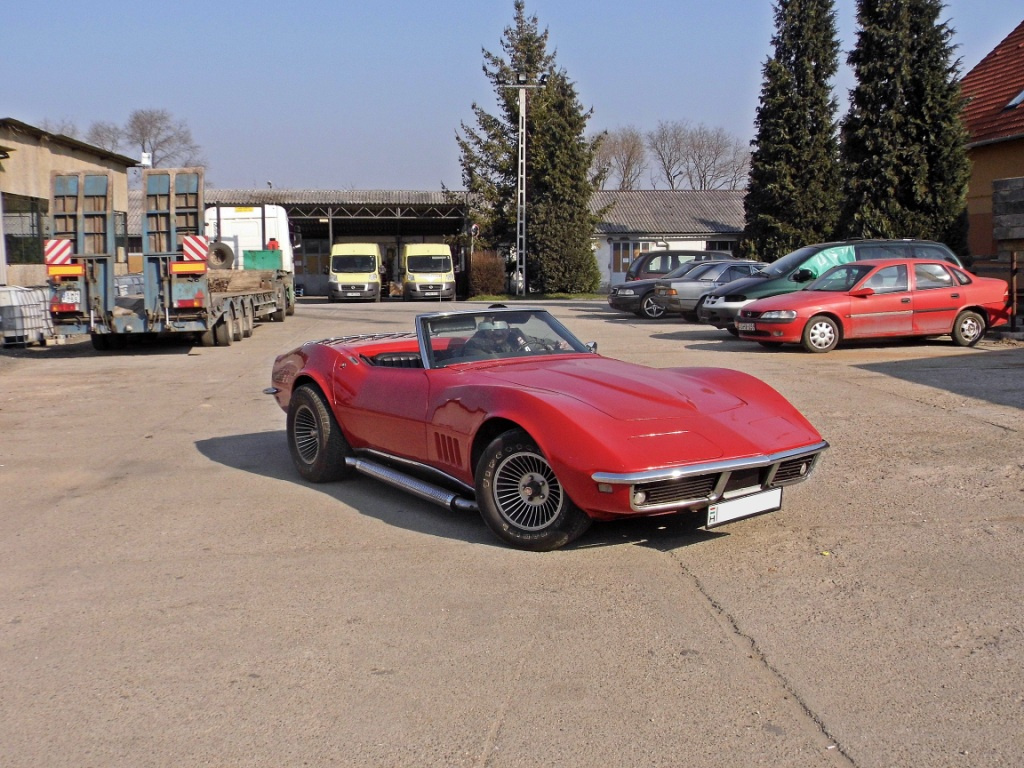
[475,429,591,551]
[639,292,666,320]
[241,301,254,338]
[198,329,215,347]
[208,241,235,270]
[952,310,985,347]
[287,385,353,483]
[214,318,232,346]
[271,287,287,322]
[230,308,243,342]
[725,326,740,337]
[802,314,839,353]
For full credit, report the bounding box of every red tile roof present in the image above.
[961,19,1024,145]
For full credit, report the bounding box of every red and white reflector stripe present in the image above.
[181,235,209,262]
[44,239,73,265]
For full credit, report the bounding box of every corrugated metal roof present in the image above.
[591,189,745,236]
[206,188,463,206]
[128,187,744,237]
[961,19,1024,145]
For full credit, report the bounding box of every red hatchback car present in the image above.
[736,259,1011,353]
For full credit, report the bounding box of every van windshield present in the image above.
[332,255,376,273]
[408,255,452,273]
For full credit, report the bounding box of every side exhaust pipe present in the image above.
[345,457,478,513]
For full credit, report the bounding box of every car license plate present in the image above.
[736,322,756,332]
[706,488,782,528]
[61,289,81,304]
[424,291,439,296]
[346,292,361,297]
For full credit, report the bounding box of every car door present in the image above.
[910,262,960,334]
[846,264,913,337]
[340,364,429,459]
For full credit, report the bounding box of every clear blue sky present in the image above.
[3,1,1020,190]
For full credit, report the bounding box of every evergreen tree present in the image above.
[839,0,969,249]
[529,73,602,292]
[744,0,841,261]
[456,1,601,293]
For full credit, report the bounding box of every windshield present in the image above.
[663,261,705,279]
[331,255,376,273]
[806,264,874,292]
[419,308,589,368]
[407,255,452,273]
[759,246,823,277]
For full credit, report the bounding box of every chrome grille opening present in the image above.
[634,474,717,509]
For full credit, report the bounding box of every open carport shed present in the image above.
[205,189,470,296]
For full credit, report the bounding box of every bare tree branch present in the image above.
[124,109,205,168]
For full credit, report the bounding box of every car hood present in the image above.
[475,356,746,420]
[705,274,769,297]
[746,290,845,312]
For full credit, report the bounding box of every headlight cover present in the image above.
[758,310,798,321]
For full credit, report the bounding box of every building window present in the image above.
[707,240,736,253]
[612,241,650,272]
[2,193,46,264]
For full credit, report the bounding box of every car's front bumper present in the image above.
[697,297,752,329]
[591,440,828,516]
[607,294,642,313]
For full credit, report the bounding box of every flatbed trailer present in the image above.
[47,168,293,349]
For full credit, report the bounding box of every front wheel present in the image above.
[639,292,666,320]
[476,429,591,551]
[802,315,839,353]
[287,385,354,483]
[952,310,985,347]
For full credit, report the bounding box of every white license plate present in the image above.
[424,291,439,296]
[706,487,782,528]
[61,290,81,304]
[736,322,756,331]
[345,292,361,297]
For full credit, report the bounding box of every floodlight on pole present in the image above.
[502,71,548,296]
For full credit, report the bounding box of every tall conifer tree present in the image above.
[744,0,841,261]
[457,1,601,293]
[839,0,969,249]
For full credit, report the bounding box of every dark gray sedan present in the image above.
[652,260,761,320]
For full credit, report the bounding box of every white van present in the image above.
[204,205,294,272]
[399,243,456,301]
[328,243,383,302]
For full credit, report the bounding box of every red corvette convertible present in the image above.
[736,259,1011,353]
[267,307,827,550]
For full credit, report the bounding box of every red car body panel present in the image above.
[271,309,827,525]
[737,259,1010,347]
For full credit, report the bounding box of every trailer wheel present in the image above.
[214,318,232,346]
[241,301,254,338]
[230,308,243,342]
[198,329,215,347]
[271,287,287,322]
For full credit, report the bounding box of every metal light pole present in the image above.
[504,72,547,296]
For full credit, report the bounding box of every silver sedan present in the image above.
[652,260,761,320]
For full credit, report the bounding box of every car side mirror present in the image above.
[850,287,875,298]
[587,341,598,354]
[792,268,815,283]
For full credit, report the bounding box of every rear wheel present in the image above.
[214,317,232,346]
[287,385,354,483]
[475,429,591,551]
[802,315,839,353]
[951,310,985,347]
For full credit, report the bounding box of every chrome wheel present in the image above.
[640,293,666,319]
[292,403,322,464]
[492,450,564,531]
